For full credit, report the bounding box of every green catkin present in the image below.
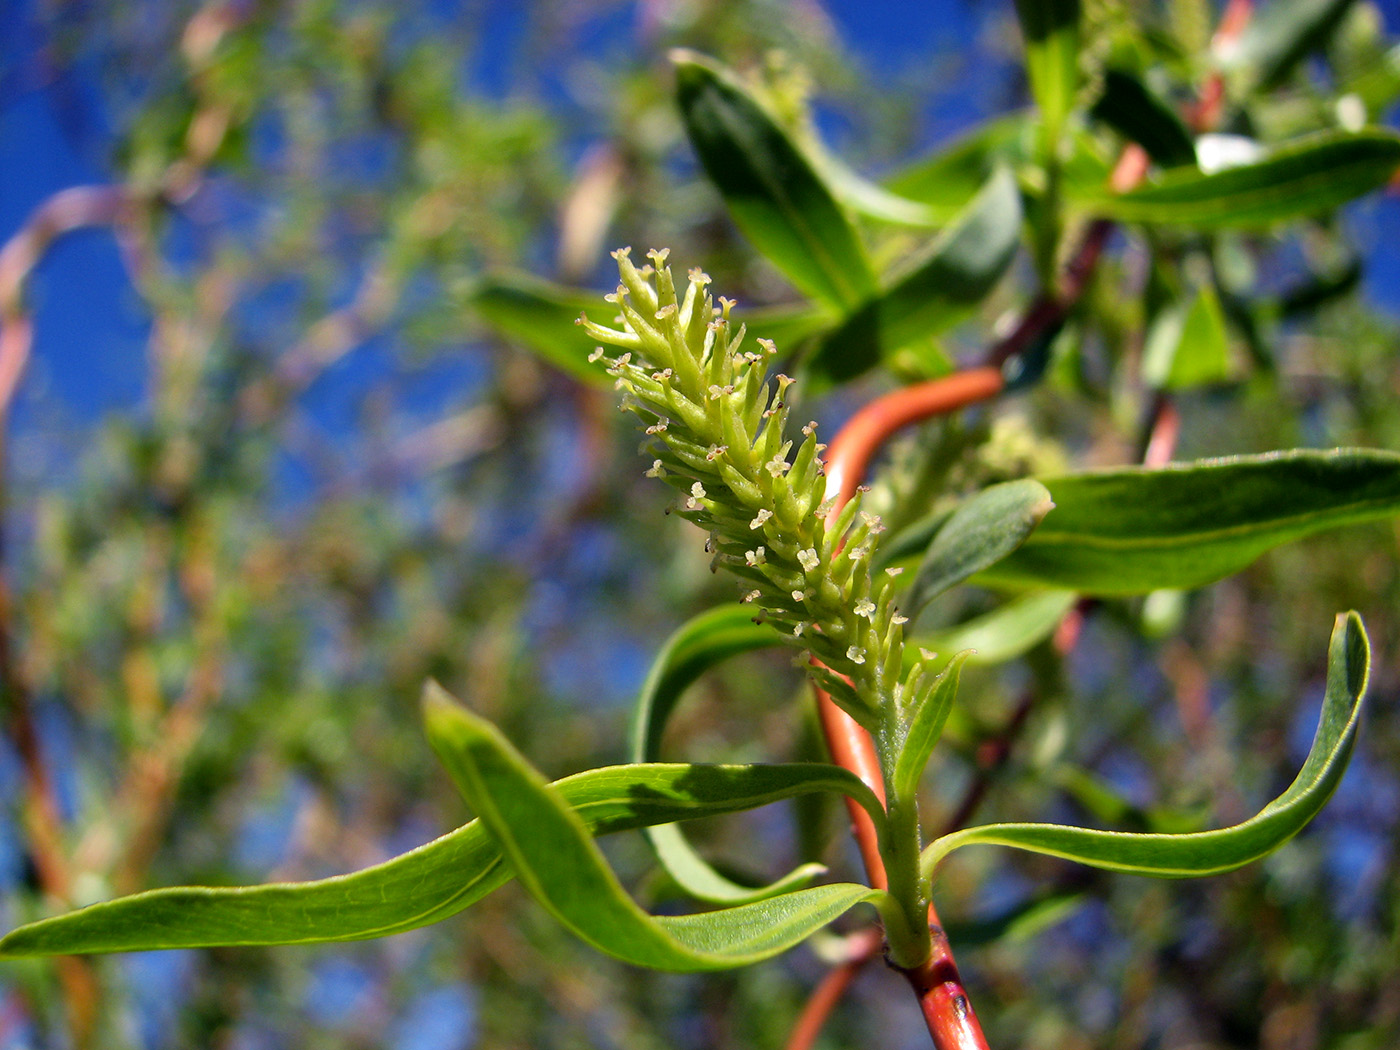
[579,249,938,731]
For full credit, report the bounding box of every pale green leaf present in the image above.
[923,612,1369,878]
[906,479,1055,615]
[424,685,881,972]
[808,168,1024,385]
[978,449,1400,594]
[1076,130,1400,228]
[631,605,831,903]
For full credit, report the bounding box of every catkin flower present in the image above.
[577,248,937,729]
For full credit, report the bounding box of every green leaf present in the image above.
[978,449,1400,595]
[804,144,944,228]
[1013,0,1082,145]
[1076,130,1400,228]
[1229,0,1357,90]
[1089,68,1196,169]
[671,50,875,309]
[0,751,885,956]
[923,612,1370,878]
[909,590,1079,669]
[1141,282,1233,390]
[471,271,612,387]
[892,651,970,801]
[905,479,1055,616]
[807,168,1024,386]
[889,112,1027,220]
[424,685,882,972]
[631,605,827,903]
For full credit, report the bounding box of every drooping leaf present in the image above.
[1013,0,1082,146]
[892,651,970,801]
[923,612,1370,877]
[1077,129,1400,228]
[630,605,828,903]
[1089,68,1196,169]
[472,271,612,386]
[671,50,875,309]
[905,479,1055,616]
[908,590,1079,669]
[0,749,884,956]
[978,449,1400,594]
[807,168,1024,385]
[1229,0,1358,90]
[424,685,882,972]
[1141,282,1234,390]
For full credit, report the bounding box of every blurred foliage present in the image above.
[1,0,1399,1048]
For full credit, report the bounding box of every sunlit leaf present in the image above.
[908,590,1079,669]
[1013,0,1081,146]
[807,169,1024,385]
[978,449,1400,594]
[890,112,1027,219]
[424,685,881,972]
[905,479,1054,615]
[671,50,875,309]
[923,612,1369,877]
[0,738,883,956]
[629,605,830,903]
[1076,130,1400,228]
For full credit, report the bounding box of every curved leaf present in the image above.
[631,605,830,903]
[1077,129,1400,228]
[808,168,1024,385]
[923,612,1370,878]
[0,751,883,956]
[671,50,875,309]
[905,479,1054,616]
[978,449,1400,595]
[425,685,881,972]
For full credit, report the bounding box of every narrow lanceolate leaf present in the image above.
[892,651,970,801]
[672,50,876,309]
[424,684,882,972]
[905,479,1054,616]
[472,272,613,386]
[0,751,884,956]
[923,612,1370,878]
[1078,130,1400,228]
[808,169,1024,385]
[632,606,830,904]
[1013,0,1081,145]
[908,590,1078,670]
[1089,69,1196,169]
[978,449,1400,595]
